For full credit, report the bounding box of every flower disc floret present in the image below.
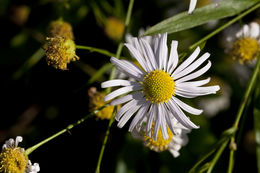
[231,37,260,63]
[144,123,174,151]
[142,70,175,103]
[0,147,28,173]
[45,36,79,70]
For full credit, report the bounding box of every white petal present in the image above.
[160,105,169,140]
[188,0,197,14]
[125,43,149,72]
[176,77,211,87]
[104,85,141,102]
[158,33,168,70]
[15,136,23,147]
[111,57,144,81]
[168,149,180,158]
[117,104,142,128]
[175,90,197,98]
[153,106,161,141]
[176,60,211,83]
[172,47,200,77]
[125,33,134,45]
[172,96,203,115]
[128,103,150,132]
[115,99,139,121]
[110,92,143,106]
[121,59,145,75]
[140,38,158,70]
[101,79,139,88]
[167,99,199,129]
[249,22,260,38]
[177,85,220,94]
[173,52,210,80]
[164,110,176,135]
[167,41,179,74]
[242,25,250,37]
[6,138,14,148]
[146,104,156,137]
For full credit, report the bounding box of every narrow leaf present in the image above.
[144,0,259,36]
[254,108,260,173]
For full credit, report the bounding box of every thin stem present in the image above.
[189,149,215,173]
[227,146,234,173]
[189,2,260,50]
[95,108,116,173]
[207,139,229,173]
[233,57,260,128]
[76,45,116,57]
[106,0,134,93]
[95,0,134,172]
[25,105,107,156]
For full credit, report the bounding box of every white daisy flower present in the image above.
[132,116,190,158]
[101,33,219,141]
[226,22,260,64]
[0,136,40,173]
[188,0,197,14]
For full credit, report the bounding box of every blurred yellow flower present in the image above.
[104,17,124,41]
[44,36,79,70]
[88,87,115,120]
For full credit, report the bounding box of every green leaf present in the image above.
[144,0,260,36]
[254,108,260,173]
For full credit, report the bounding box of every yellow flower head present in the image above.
[228,22,260,64]
[48,19,74,40]
[144,123,174,152]
[104,17,125,41]
[230,38,260,64]
[44,36,79,70]
[88,87,115,120]
[0,136,40,173]
[0,147,28,173]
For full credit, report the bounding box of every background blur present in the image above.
[0,0,259,172]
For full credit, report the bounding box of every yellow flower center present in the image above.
[142,70,175,103]
[144,124,174,152]
[0,148,28,173]
[231,37,260,64]
[44,36,79,70]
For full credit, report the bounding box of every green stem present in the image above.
[233,57,260,128]
[76,45,116,57]
[227,145,234,173]
[189,149,215,173]
[95,0,134,171]
[207,139,229,173]
[225,55,260,172]
[189,2,260,50]
[95,108,116,173]
[105,0,134,93]
[25,105,107,156]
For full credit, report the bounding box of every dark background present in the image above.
[0,0,258,172]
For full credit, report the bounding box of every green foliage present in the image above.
[144,0,260,36]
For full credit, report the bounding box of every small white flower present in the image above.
[0,136,40,173]
[132,116,190,158]
[226,22,260,64]
[102,33,219,140]
[188,0,197,14]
